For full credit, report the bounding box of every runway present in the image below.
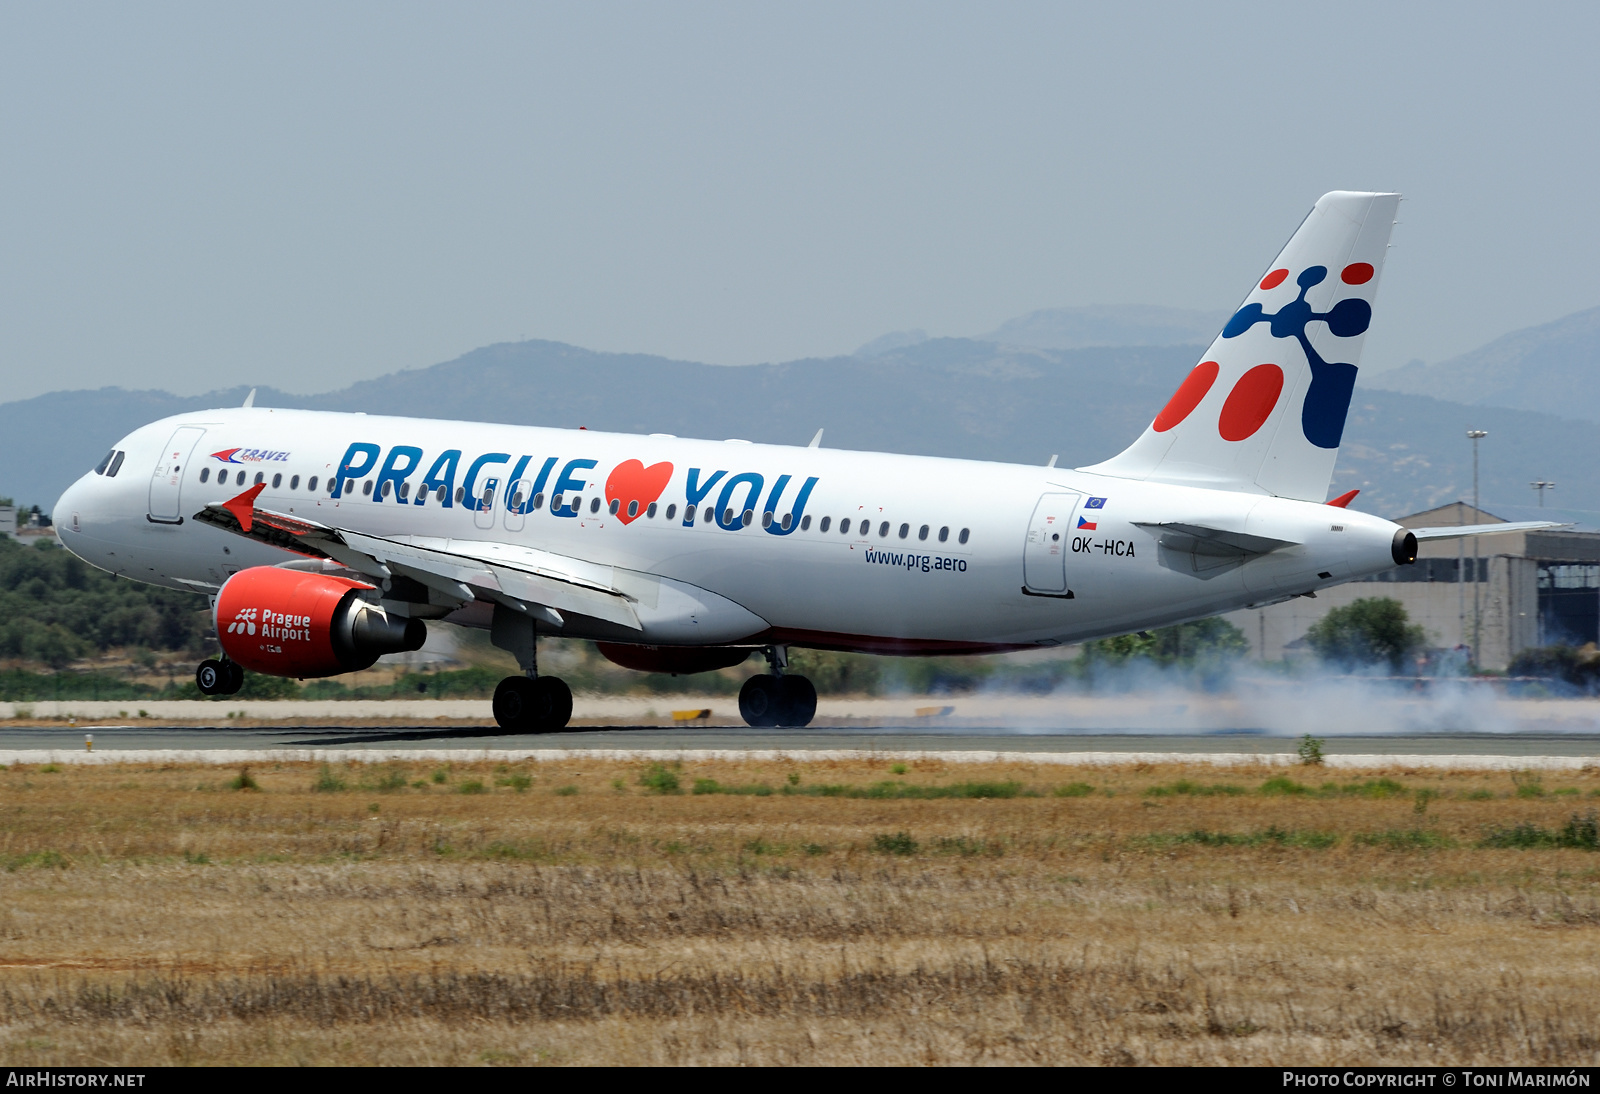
[3,722,1599,770]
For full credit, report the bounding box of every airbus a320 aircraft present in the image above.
[55,192,1547,732]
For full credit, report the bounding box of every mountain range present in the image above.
[4,303,1597,525]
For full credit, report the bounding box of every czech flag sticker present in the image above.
[1077,516,1097,530]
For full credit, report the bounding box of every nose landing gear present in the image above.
[195,658,244,696]
[738,646,817,728]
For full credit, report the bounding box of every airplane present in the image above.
[53,191,1554,732]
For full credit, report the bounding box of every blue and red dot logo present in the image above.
[1153,263,1374,449]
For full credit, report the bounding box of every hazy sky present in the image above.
[3,2,1598,401]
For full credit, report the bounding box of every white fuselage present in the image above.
[55,407,1405,654]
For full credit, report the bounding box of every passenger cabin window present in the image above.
[898,523,909,539]
[610,499,621,515]
[800,515,810,530]
[663,503,674,520]
[199,467,210,483]
[590,497,600,514]
[399,481,409,500]
[533,492,544,510]
[381,481,392,498]
[761,512,773,528]
[683,504,694,523]
[938,526,949,543]
[307,476,318,492]
[959,528,970,544]
[454,487,464,504]
[362,480,373,496]
[237,471,248,486]
[272,473,282,489]
[840,518,850,534]
[918,524,929,541]
[742,509,753,527]
[647,502,657,518]
[290,475,300,490]
[437,485,447,503]
[254,472,265,486]
[820,516,831,532]
[878,521,890,537]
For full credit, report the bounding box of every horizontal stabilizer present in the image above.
[1411,520,1570,542]
[1133,521,1297,557]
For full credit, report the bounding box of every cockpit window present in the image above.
[106,451,125,478]
[95,451,114,475]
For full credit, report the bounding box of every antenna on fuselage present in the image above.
[1046,454,1058,467]
[808,428,823,448]
[242,388,256,408]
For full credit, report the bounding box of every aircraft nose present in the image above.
[55,476,89,539]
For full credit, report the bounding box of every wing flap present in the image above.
[193,494,642,630]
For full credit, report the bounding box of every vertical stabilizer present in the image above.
[1083,191,1400,501]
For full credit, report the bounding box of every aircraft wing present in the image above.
[1410,521,1570,541]
[192,485,642,631]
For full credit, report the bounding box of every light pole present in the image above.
[1531,480,1555,508]
[1468,430,1487,666]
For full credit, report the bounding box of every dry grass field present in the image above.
[2,755,1599,1065]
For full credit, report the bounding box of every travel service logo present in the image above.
[212,448,291,464]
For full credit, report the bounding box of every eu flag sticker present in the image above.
[1085,497,1106,509]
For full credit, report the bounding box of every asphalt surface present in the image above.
[7,722,1600,756]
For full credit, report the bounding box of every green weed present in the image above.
[639,764,682,795]
[871,832,919,855]
[311,765,346,793]
[1054,782,1096,798]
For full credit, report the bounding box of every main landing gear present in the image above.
[195,658,243,696]
[737,646,817,728]
[489,604,573,734]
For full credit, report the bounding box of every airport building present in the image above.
[1224,502,1600,670]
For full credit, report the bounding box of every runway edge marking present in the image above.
[0,749,1597,770]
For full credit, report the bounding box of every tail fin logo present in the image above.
[1220,264,1375,449]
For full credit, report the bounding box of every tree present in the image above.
[1303,598,1426,672]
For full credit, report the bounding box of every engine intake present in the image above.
[215,566,426,678]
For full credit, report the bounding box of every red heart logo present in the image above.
[605,460,673,525]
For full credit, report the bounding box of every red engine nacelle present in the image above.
[214,566,426,678]
[595,642,753,675]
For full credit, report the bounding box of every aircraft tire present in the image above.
[492,676,540,732]
[534,676,573,732]
[224,661,245,694]
[738,675,781,727]
[775,674,817,727]
[196,660,229,696]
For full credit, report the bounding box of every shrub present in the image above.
[456,780,486,795]
[554,785,579,796]
[1261,776,1310,796]
[227,767,259,792]
[1054,782,1096,798]
[1297,735,1325,766]
[1303,597,1426,672]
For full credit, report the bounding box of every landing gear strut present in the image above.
[196,658,243,696]
[489,603,572,733]
[738,646,817,728]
